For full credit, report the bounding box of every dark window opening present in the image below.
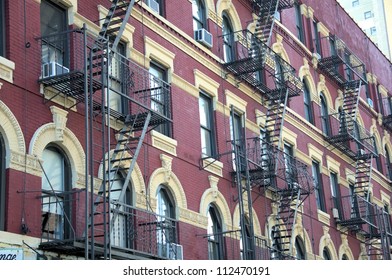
[0,0,5,57]
[207,205,224,260]
[295,236,306,260]
[0,133,5,231]
[222,13,234,63]
[199,92,216,157]
[192,0,206,31]
[303,80,314,124]
[295,3,305,44]
[312,160,326,212]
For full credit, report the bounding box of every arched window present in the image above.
[342,253,349,260]
[295,236,306,260]
[322,247,332,260]
[207,204,223,259]
[270,225,283,259]
[222,13,234,63]
[192,0,206,31]
[109,171,133,248]
[385,146,392,180]
[156,186,176,258]
[41,146,71,240]
[303,80,314,124]
[320,93,330,136]
[0,133,5,231]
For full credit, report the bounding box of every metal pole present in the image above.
[83,24,89,260]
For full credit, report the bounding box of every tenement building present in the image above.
[0,0,391,260]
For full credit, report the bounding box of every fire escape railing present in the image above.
[317,35,367,88]
[221,29,302,99]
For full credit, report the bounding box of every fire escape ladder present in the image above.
[271,187,301,260]
[87,110,152,257]
[231,109,256,260]
[254,0,280,47]
[96,0,136,52]
[342,79,362,122]
[353,154,373,197]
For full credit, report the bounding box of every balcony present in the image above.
[317,35,367,88]
[38,28,172,129]
[324,113,377,160]
[39,190,181,260]
[238,137,312,194]
[221,30,302,99]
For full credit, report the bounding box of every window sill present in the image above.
[151,130,177,156]
[317,209,330,225]
[0,56,15,84]
[202,157,223,177]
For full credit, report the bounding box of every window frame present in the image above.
[364,11,373,19]
[199,92,216,158]
[41,145,72,240]
[0,133,5,231]
[149,61,171,137]
[385,146,392,180]
[295,236,306,260]
[312,160,326,212]
[222,12,234,63]
[320,93,330,136]
[192,0,207,31]
[303,80,314,124]
[0,0,5,57]
[352,0,359,7]
[330,171,342,219]
[323,247,332,260]
[312,19,321,55]
[207,204,224,260]
[145,0,164,16]
[295,3,305,44]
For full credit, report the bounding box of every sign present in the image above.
[0,249,24,260]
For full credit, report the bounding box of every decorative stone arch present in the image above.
[338,234,354,260]
[298,58,317,100]
[148,154,187,216]
[317,75,333,108]
[232,203,262,237]
[319,226,338,259]
[199,176,232,231]
[216,0,242,31]
[0,100,26,167]
[29,107,85,186]
[97,150,146,205]
[291,221,313,258]
[272,34,290,64]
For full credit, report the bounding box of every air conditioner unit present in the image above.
[332,208,340,220]
[42,62,69,78]
[367,98,374,108]
[358,149,366,156]
[168,243,183,260]
[194,28,213,48]
[146,0,160,14]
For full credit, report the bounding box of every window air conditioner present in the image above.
[332,208,340,220]
[194,28,213,48]
[42,62,69,78]
[168,243,183,260]
[146,0,160,14]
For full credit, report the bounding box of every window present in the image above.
[313,20,321,54]
[192,0,206,31]
[0,133,5,231]
[295,3,305,44]
[320,93,330,136]
[149,62,171,137]
[41,146,71,240]
[364,11,373,19]
[222,13,234,63]
[370,26,377,36]
[330,172,342,219]
[240,216,254,260]
[283,143,295,187]
[40,0,68,67]
[207,205,224,260]
[109,42,128,114]
[0,0,5,57]
[145,0,164,16]
[156,187,176,258]
[385,146,392,180]
[275,57,285,89]
[342,254,349,260]
[295,236,306,260]
[109,171,133,248]
[270,225,283,259]
[303,80,314,124]
[199,93,215,157]
[352,0,359,7]
[230,110,245,171]
[312,160,326,212]
[322,247,332,260]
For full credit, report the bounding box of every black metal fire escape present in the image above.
[214,0,308,259]
[317,35,391,259]
[38,0,177,260]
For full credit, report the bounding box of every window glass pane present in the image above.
[192,0,205,30]
[222,14,233,62]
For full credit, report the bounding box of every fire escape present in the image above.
[203,0,311,260]
[37,0,180,260]
[317,35,391,259]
